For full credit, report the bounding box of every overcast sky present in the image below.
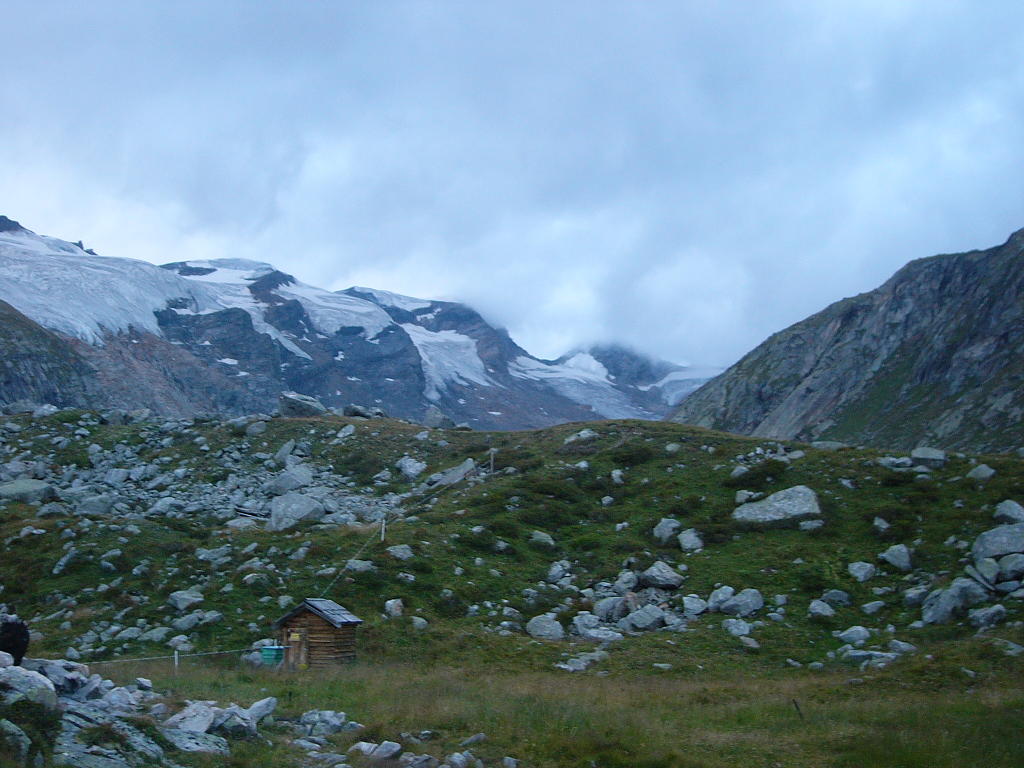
[2,2,1022,367]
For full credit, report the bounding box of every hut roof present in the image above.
[274,598,363,629]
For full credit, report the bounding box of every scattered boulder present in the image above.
[278,391,328,417]
[719,589,764,618]
[910,447,946,468]
[847,562,876,582]
[0,478,57,504]
[994,500,1024,524]
[525,614,564,641]
[677,528,704,552]
[879,544,912,572]
[966,464,996,481]
[731,485,820,526]
[267,493,325,532]
[921,577,988,624]
[638,561,684,589]
[971,524,1024,562]
[652,517,681,544]
[808,599,836,618]
[167,589,205,612]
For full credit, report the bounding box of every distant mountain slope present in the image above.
[0,216,706,426]
[672,228,1024,452]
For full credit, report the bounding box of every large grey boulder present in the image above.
[998,553,1024,581]
[593,597,628,622]
[0,478,57,504]
[619,604,666,632]
[167,589,205,612]
[266,465,314,495]
[278,391,327,417]
[395,456,427,480]
[807,599,835,618]
[910,447,946,468]
[0,666,58,709]
[164,701,218,733]
[525,614,564,641]
[160,727,230,754]
[677,528,704,552]
[968,604,1006,629]
[921,577,988,624]
[994,500,1024,524]
[424,459,476,488]
[422,405,455,429]
[848,562,876,582]
[971,524,1024,561]
[267,493,325,532]
[731,485,820,525]
[719,588,764,618]
[966,464,996,481]
[707,585,735,612]
[572,612,624,643]
[651,517,681,543]
[879,544,912,572]
[638,561,684,589]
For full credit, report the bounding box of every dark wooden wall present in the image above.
[279,611,358,666]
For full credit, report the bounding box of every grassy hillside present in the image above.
[1,411,1023,766]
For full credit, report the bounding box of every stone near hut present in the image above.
[731,485,821,526]
[278,391,328,417]
[275,598,363,667]
[384,599,404,618]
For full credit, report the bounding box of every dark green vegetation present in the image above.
[1,411,1023,766]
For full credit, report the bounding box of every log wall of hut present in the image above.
[279,611,357,667]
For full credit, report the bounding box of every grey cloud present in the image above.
[1,1,1022,366]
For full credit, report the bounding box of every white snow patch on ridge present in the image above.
[400,324,494,401]
[349,286,432,312]
[0,229,220,345]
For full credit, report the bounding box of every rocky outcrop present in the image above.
[672,228,1024,452]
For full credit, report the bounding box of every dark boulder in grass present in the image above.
[0,618,30,665]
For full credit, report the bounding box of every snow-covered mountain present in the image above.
[0,216,713,427]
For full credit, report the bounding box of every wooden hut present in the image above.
[274,598,363,669]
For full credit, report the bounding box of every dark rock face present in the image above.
[0,301,97,408]
[0,619,29,665]
[673,228,1024,452]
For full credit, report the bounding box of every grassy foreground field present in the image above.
[101,639,1024,768]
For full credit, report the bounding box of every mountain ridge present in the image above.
[671,227,1024,452]
[0,217,712,427]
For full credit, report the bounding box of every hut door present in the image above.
[286,628,309,670]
